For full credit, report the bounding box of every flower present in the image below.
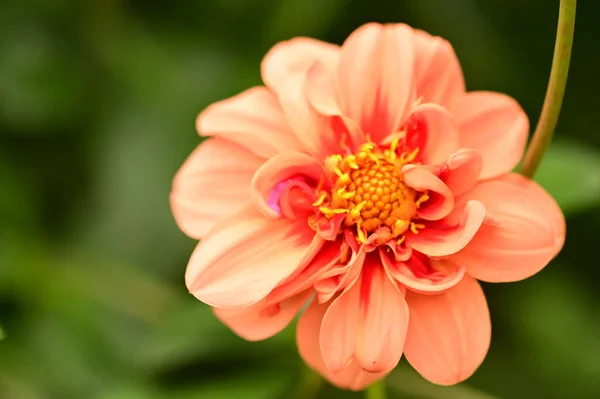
[170,22,565,390]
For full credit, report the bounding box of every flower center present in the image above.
[314,138,428,244]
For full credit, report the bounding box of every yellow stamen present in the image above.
[337,173,350,186]
[349,201,367,219]
[410,222,425,235]
[415,193,429,208]
[397,236,406,246]
[356,220,366,243]
[313,192,327,207]
[319,206,348,218]
[343,155,359,170]
[400,148,419,164]
[390,136,400,154]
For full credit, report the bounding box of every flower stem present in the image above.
[519,0,576,178]
[365,380,387,399]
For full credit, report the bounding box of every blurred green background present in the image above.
[1,0,599,398]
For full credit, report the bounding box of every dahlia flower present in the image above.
[170,22,565,390]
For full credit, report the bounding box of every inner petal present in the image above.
[380,248,465,293]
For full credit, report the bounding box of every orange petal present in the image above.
[413,29,465,108]
[196,86,301,158]
[404,275,491,385]
[319,260,409,375]
[213,289,312,341]
[404,103,460,166]
[450,91,528,179]
[297,299,388,391]
[275,68,340,158]
[319,278,361,373]
[305,61,367,152]
[354,262,409,373]
[406,200,486,257]
[271,239,340,302]
[261,37,340,94]
[440,149,483,196]
[251,152,322,218]
[185,208,321,308]
[402,165,455,221]
[170,139,263,239]
[381,249,466,294]
[337,23,415,143]
[451,173,565,282]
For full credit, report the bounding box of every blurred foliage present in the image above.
[1,0,600,398]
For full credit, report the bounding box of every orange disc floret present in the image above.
[315,138,427,244]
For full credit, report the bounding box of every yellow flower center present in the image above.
[314,138,428,244]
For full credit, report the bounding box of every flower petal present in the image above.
[337,23,415,143]
[261,37,340,94]
[251,152,322,218]
[381,249,466,294]
[402,165,454,221]
[305,61,366,151]
[170,139,264,239]
[275,69,340,158]
[404,103,460,165]
[319,260,409,374]
[196,86,302,158]
[407,200,486,257]
[185,208,321,307]
[297,300,388,391]
[413,29,465,108]
[319,278,361,373]
[404,275,491,385]
[354,262,409,373]
[440,149,483,196]
[213,289,311,341]
[450,91,529,179]
[451,173,565,282]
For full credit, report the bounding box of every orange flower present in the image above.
[170,23,565,390]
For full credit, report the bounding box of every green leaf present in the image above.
[534,140,600,214]
[387,366,498,399]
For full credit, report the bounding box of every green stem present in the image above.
[365,380,387,399]
[519,0,576,178]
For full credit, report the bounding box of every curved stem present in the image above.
[519,0,576,178]
[365,380,387,399]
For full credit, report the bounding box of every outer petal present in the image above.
[404,103,460,166]
[354,263,409,373]
[261,37,340,94]
[319,262,409,374]
[451,173,565,282]
[297,300,388,391]
[319,278,361,372]
[196,87,302,158]
[170,139,264,239]
[404,275,491,385]
[185,208,321,308]
[406,200,486,257]
[413,29,465,108]
[213,290,312,341]
[451,91,529,179]
[337,23,415,143]
[402,165,454,221]
[251,152,322,218]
